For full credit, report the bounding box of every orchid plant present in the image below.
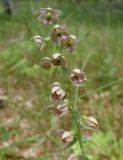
[32,7,98,160]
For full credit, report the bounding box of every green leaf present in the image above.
[44,37,51,42]
[64,137,78,150]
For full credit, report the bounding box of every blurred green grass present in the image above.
[0,0,123,159]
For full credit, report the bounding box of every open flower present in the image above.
[85,116,98,128]
[51,25,69,43]
[66,35,78,52]
[38,7,61,25]
[48,100,68,117]
[39,57,51,70]
[51,53,67,67]
[50,83,66,101]
[70,68,86,85]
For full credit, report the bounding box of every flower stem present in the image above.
[73,86,86,158]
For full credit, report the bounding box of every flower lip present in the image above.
[58,34,67,40]
[67,46,74,52]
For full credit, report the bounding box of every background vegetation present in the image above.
[0,0,123,159]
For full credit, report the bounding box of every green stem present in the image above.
[74,86,79,110]
[73,86,86,158]
[50,44,59,83]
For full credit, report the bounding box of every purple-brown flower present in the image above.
[56,130,74,144]
[48,100,68,117]
[38,7,61,25]
[50,82,66,101]
[66,35,78,52]
[51,25,69,43]
[51,53,67,67]
[70,68,86,85]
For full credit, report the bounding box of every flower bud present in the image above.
[32,35,43,44]
[39,57,51,70]
[70,68,86,85]
[85,116,98,128]
[48,100,68,117]
[61,131,74,144]
[51,53,67,67]
[56,130,74,144]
